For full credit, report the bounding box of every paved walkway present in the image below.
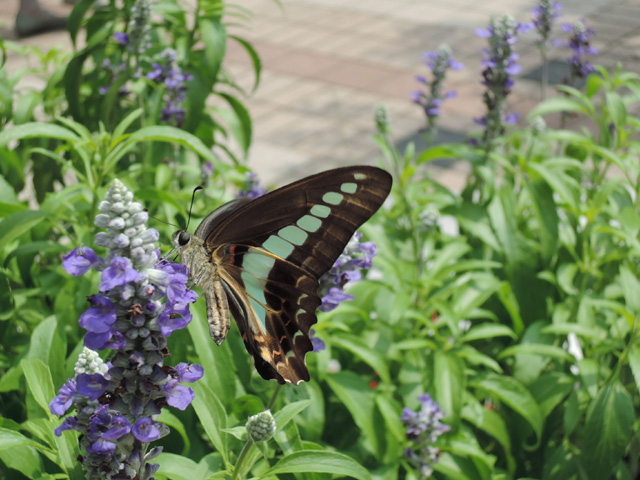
[2,0,639,189]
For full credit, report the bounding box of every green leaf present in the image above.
[605,91,627,129]
[434,350,465,429]
[462,399,514,473]
[21,359,55,416]
[472,375,543,443]
[0,210,48,253]
[0,122,79,146]
[200,18,226,81]
[258,450,371,480]
[215,93,252,155]
[628,345,640,395]
[581,382,633,479]
[0,444,42,478]
[527,97,591,118]
[188,302,236,408]
[529,372,574,419]
[332,334,391,384]
[524,177,559,262]
[0,428,42,451]
[326,372,378,455]
[462,323,517,342]
[273,400,311,432]
[618,265,640,314]
[557,263,579,295]
[156,453,203,480]
[191,382,228,464]
[228,35,262,92]
[499,343,574,362]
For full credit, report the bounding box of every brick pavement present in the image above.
[1,0,639,190]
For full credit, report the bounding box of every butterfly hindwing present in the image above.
[180,166,392,384]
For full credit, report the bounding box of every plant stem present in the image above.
[231,439,254,480]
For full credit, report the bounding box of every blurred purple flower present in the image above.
[559,20,598,82]
[402,393,450,479]
[412,44,462,134]
[237,171,267,199]
[531,0,562,47]
[147,48,193,127]
[474,15,531,150]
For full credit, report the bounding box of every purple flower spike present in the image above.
[52,179,200,478]
[63,247,99,276]
[132,417,162,442]
[474,14,528,150]
[402,393,450,478]
[100,256,140,292]
[412,44,462,134]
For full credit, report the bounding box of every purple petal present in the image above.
[76,373,108,400]
[100,257,140,292]
[132,417,162,442]
[165,382,194,410]
[63,247,99,276]
[175,363,204,382]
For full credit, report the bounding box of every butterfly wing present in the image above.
[196,166,392,384]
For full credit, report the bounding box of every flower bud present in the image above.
[246,410,277,443]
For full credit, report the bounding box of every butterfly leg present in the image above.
[203,277,231,346]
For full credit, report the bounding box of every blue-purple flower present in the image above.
[318,232,377,312]
[531,0,562,47]
[236,171,267,199]
[147,48,193,126]
[402,394,450,479]
[473,15,532,150]
[52,179,201,479]
[559,20,598,83]
[411,45,462,134]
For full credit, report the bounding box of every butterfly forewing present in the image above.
[187,166,392,384]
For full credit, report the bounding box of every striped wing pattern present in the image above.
[192,166,392,384]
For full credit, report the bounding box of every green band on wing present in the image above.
[279,225,308,246]
[354,173,366,180]
[263,235,295,258]
[310,204,331,218]
[322,192,343,205]
[297,215,322,232]
[243,252,276,279]
[340,182,357,194]
[241,271,267,331]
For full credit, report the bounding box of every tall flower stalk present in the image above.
[146,48,193,127]
[474,15,532,156]
[531,0,562,99]
[51,179,202,479]
[411,44,463,144]
[401,394,450,479]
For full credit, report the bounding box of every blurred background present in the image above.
[2,0,639,188]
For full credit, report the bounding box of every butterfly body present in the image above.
[174,166,392,384]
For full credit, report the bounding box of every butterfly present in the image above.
[173,166,392,385]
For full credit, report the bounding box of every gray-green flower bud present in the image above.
[246,410,277,443]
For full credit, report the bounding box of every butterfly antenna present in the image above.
[186,186,203,231]
[144,209,181,229]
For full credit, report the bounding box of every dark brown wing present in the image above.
[195,166,392,383]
